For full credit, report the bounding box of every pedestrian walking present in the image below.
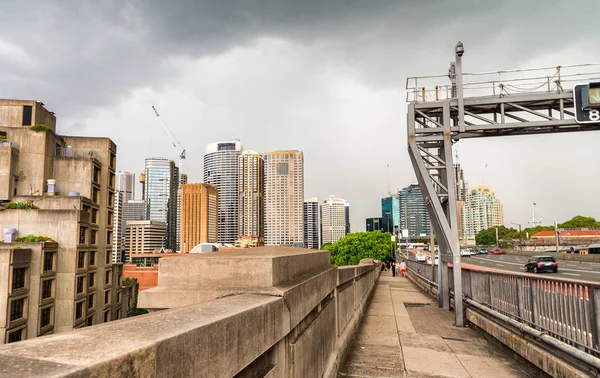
[400,260,407,278]
[391,260,396,277]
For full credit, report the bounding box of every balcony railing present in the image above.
[55,147,101,161]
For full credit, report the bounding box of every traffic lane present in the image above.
[467,255,600,282]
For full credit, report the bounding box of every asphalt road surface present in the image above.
[405,250,600,283]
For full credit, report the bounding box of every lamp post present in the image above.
[455,41,465,132]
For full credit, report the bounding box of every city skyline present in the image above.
[2,2,600,230]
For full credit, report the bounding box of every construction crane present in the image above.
[151,106,186,170]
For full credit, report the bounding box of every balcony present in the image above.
[55,147,100,161]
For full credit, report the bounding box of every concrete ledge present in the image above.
[504,249,600,263]
[0,295,289,378]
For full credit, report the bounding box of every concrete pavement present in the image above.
[339,272,529,377]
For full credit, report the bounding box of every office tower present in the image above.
[238,150,264,238]
[345,201,351,234]
[304,197,320,249]
[176,173,188,251]
[264,151,304,247]
[143,158,178,250]
[381,194,400,234]
[180,183,218,252]
[139,170,145,201]
[462,185,504,239]
[112,191,124,264]
[121,199,145,263]
[366,217,383,232]
[0,99,130,343]
[115,171,135,202]
[321,196,348,245]
[203,141,243,244]
[126,221,167,253]
[399,184,430,237]
[454,164,468,201]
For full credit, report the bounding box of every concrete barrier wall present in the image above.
[504,249,600,263]
[0,247,380,378]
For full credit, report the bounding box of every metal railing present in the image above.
[406,63,600,103]
[406,260,600,356]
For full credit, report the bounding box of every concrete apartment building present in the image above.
[303,197,320,249]
[126,220,167,254]
[180,183,218,252]
[0,99,132,344]
[144,158,178,251]
[321,196,348,245]
[462,185,504,239]
[238,150,264,239]
[203,141,243,245]
[264,151,304,247]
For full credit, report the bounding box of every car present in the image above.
[460,249,472,257]
[491,247,503,255]
[478,248,488,254]
[416,252,427,262]
[525,256,558,273]
[427,256,439,265]
[469,248,479,255]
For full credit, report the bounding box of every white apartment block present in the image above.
[462,185,504,238]
[321,195,348,245]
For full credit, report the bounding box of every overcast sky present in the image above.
[1,1,599,231]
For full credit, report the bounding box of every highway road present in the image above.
[405,250,600,283]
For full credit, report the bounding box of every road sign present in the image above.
[574,83,600,124]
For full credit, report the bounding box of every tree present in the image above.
[559,216,600,229]
[326,231,393,266]
[475,226,518,246]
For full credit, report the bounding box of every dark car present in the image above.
[525,256,558,273]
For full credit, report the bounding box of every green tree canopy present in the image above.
[475,226,518,245]
[323,231,393,266]
[559,216,600,229]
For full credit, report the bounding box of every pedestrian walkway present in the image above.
[339,273,530,377]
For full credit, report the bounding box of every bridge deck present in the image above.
[339,273,529,377]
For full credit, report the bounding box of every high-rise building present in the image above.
[366,217,383,232]
[176,173,188,251]
[180,183,219,252]
[321,196,348,245]
[112,191,124,264]
[462,185,504,238]
[115,171,135,202]
[381,194,400,234]
[304,197,320,249]
[264,151,304,247]
[126,220,167,253]
[454,164,468,201]
[238,150,264,238]
[203,141,243,244]
[345,201,351,234]
[143,158,178,250]
[0,99,131,343]
[122,199,145,262]
[399,184,430,237]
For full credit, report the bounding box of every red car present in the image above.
[491,247,503,255]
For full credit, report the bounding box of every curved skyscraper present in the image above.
[203,141,243,244]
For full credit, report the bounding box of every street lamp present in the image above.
[455,41,465,133]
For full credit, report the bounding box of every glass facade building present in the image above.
[144,158,179,250]
[366,217,383,232]
[399,184,430,237]
[381,195,400,234]
[203,141,243,244]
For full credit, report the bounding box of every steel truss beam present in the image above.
[407,89,600,327]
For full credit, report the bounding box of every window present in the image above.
[12,268,26,291]
[75,301,84,320]
[8,328,23,343]
[91,230,98,245]
[91,209,98,224]
[107,211,113,226]
[40,307,52,328]
[93,166,101,184]
[89,251,96,267]
[108,191,114,207]
[79,227,87,245]
[277,162,288,175]
[117,291,122,304]
[117,274,122,286]
[87,316,94,327]
[109,172,115,188]
[41,279,53,299]
[88,294,94,309]
[104,310,110,323]
[110,152,116,170]
[104,290,110,305]
[43,252,55,272]
[92,188,100,204]
[105,270,111,285]
[10,298,25,321]
[77,251,86,269]
[22,105,32,126]
[116,308,121,319]
[107,231,113,245]
[88,272,95,288]
[105,251,111,265]
[76,276,85,294]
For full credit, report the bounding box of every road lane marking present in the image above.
[563,273,581,276]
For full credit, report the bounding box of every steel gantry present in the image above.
[406,43,600,326]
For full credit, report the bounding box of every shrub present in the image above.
[14,235,55,243]
[29,124,50,132]
[4,201,39,210]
